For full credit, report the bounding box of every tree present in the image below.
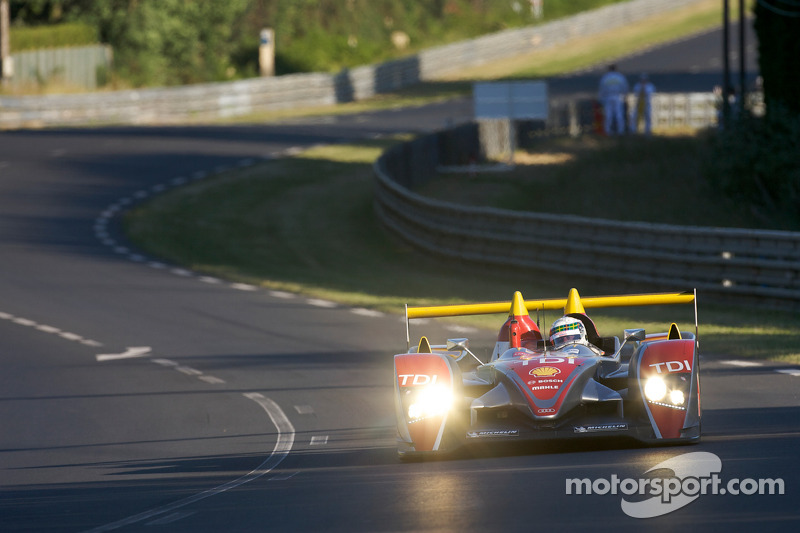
[753,0,800,116]
[72,0,251,87]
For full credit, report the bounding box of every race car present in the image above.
[393,288,700,458]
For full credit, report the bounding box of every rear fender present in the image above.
[394,346,461,453]
[632,339,700,440]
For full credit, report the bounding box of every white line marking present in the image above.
[171,269,192,277]
[776,369,800,377]
[230,283,258,291]
[81,339,104,347]
[294,405,314,415]
[2,313,104,348]
[199,276,222,284]
[151,359,178,367]
[198,375,226,384]
[85,393,294,532]
[148,262,166,269]
[310,435,328,445]
[175,366,203,376]
[269,291,296,299]
[307,298,337,308]
[719,360,763,367]
[96,347,152,362]
[351,308,385,318]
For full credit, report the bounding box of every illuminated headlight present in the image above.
[669,389,685,406]
[644,376,667,402]
[407,385,452,421]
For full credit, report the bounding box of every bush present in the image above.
[10,22,98,51]
[707,106,800,225]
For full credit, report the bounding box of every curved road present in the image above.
[1,23,798,532]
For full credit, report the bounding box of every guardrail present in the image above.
[373,125,800,311]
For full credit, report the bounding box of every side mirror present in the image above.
[446,338,469,351]
[623,328,646,342]
[446,338,483,365]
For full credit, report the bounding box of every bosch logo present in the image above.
[397,374,439,386]
[530,366,561,377]
[649,360,692,374]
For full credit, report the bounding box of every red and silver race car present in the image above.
[393,288,700,458]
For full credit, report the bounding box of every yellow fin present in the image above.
[417,336,432,353]
[564,288,586,315]
[668,323,682,339]
[510,291,528,317]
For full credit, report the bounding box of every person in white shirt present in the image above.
[597,64,629,136]
[630,73,655,135]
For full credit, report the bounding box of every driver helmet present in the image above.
[549,316,588,348]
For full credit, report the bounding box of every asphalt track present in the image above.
[1,23,798,532]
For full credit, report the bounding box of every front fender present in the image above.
[631,339,700,441]
[394,351,461,453]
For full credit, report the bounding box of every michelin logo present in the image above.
[574,423,628,433]
[467,430,519,438]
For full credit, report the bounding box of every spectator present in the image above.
[598,64,629,135]
[630,73,655,135]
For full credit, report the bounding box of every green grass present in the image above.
[419,134,800,231]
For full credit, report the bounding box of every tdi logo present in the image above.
[398,374,439,386]
[649,360,692,374]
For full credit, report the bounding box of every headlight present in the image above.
[407,384,452,421]
[644,376,667,402]
[669,389,685,406]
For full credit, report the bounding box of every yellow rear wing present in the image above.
[404,288,697,349]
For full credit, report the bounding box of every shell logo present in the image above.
[529,366,561,377]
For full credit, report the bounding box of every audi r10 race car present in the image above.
[393,288,700,458]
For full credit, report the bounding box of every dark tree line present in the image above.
[753,0,800,116]
[709,1,800,225]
